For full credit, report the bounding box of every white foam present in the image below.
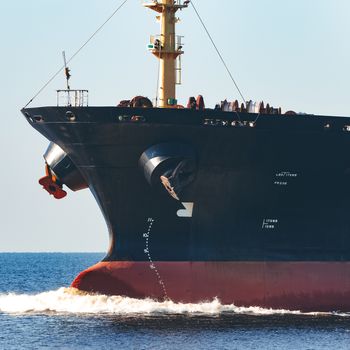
[0,288,347,316]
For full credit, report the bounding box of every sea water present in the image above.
[0,253,349,349]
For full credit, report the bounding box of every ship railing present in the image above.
[56,89,89,107]
[148,34,184,52]
[142,1,189,9]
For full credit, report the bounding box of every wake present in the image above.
[0,288,348,316]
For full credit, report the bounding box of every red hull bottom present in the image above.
[71,261,350,312]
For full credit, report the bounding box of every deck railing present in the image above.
[56,89,89,107]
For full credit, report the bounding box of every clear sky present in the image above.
[1,0,350,252]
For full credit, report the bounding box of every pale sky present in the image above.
[1,0,350,252]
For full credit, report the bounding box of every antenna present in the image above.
[62,51,71,90]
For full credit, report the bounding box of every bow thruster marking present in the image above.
[143,217,168,299]
[177,202,194,217]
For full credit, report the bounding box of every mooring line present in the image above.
[191,0,246,103]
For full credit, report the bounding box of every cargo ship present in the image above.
[21,0,350,312]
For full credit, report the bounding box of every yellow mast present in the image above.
[144,0,188,108]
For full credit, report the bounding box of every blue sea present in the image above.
[0,253,350,349]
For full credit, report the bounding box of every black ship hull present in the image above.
[22,106,350,311]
